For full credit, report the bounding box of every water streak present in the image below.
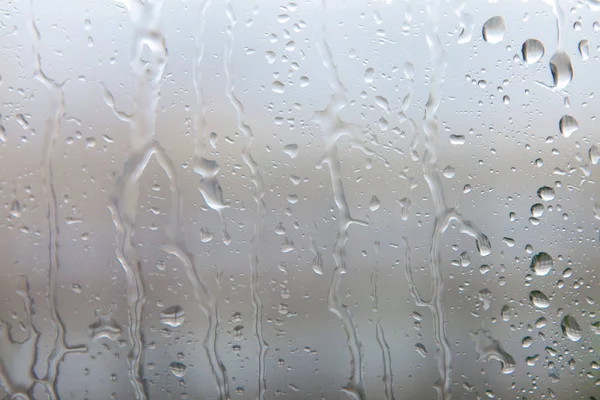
[314,2,368,398]
[224,3,268,399]
[375,321,395,400]
[30,3,87,398]
[106,1,168,398]
[401,2,491,399]
[193,0,230,245]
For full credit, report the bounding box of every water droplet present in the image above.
[482,16,506,44]
[265,51,276,64]
[579,39,590,61]
[88,309,122,341]
[283,144,299,158]
[559,115,579,138]
[415,343,428,358]
[561,315,583,342]
[160,305,186,328]
[522,336,533,348]
[530,203,544,218]
[530,252,553,276]
[549,50,573,90]
[472,330,516,374]
[590,145,600,165]
[10,199,22,218]
[169,361,187,378]
[537,186,555,202]
[364,67,375,83]
[478,289,492,311]
[442,166,455,178]
[476,235,492,257]
[529,290,550,309]
[299,76,310,87]
[522,38,545,64]
[369,195,380,211]
[272,80,285,94]
[374,96,390,113]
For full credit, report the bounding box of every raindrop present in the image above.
[590,145,600,165]
[472,330,516,374]
[537,186,555,201]
[10,199,21,218]
[482,16,506,44]
[364,67,375,83]
[561,315,583,342]
[169,361,187,378]
[522,39,545,64]
[549,50,573,90]
[160,305,186,328]
[530,252,553,276]
[369,195,380,212]
[529,290,550,309]
[442,166,455,178]
[579,39,590,61]
[283,144,299,158]
[530,203,544,218]
[272,80,285,94]
[559,115,579,138]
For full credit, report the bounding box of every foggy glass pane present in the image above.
[0,0,598,399]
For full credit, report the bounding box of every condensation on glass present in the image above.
[0,0,598,399]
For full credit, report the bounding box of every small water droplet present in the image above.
[590,145,600,165]
[579,39,590,61]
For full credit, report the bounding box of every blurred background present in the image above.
[0,0,598,399]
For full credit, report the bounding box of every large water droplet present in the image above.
[559,115,579,138]
[529,290,550,309]
[169,361,187,378]
[549,50,573,90]
[472,330,516,374]
[482,16,506,44]
[530,203,545,218]
[369,195,380,212]
[283,144,299,158]
[530,252,553,276]
[160,305,186,328]
[522,39,545,64]
[537,186,555,202]
[561,315,583,342]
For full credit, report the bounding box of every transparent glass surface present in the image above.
[0,0,599,399]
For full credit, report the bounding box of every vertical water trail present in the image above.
[314,1,367,398]
[154,143,229,400]
[223,3,268,399]
[30,4,87,399]
[105,1,167,398]
[0,277,41,399]
[400,2,492,399]
[192,0,231,245]
[375,321,395,400]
